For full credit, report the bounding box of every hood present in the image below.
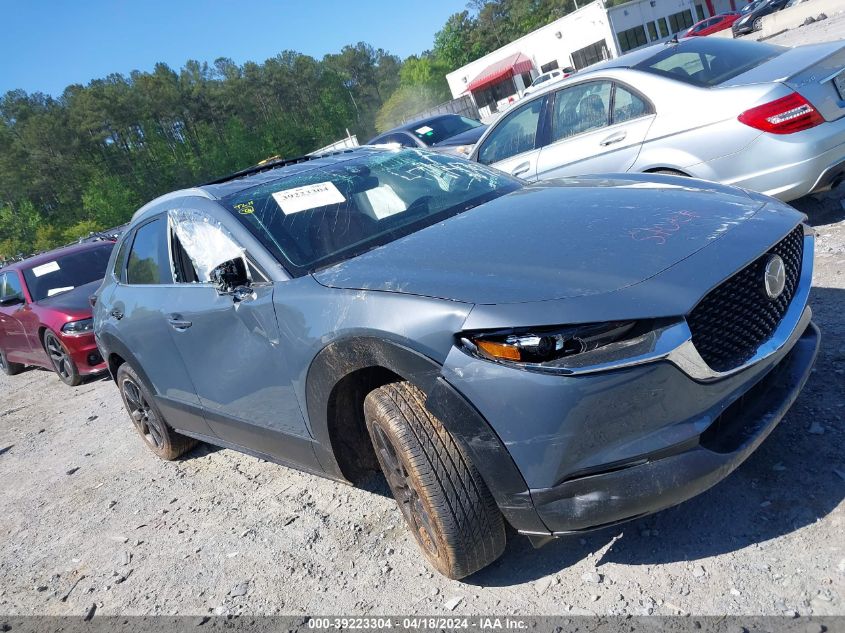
[432,125,488,148]
[35,279,100,315]
[313,175,767,305]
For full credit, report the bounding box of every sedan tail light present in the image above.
[738,92,824,134]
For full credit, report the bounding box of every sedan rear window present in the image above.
[223,149,520,275]
[635,39,783,86]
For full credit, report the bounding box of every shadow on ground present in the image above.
[467,286,845,586]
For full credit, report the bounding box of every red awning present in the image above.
[466,52,534,93]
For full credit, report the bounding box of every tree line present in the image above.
[1,0,581,259]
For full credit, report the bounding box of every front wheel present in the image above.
[116,363,197,460]
[753,17,763,30]
[364,381,506,579]
[43,331,81,386]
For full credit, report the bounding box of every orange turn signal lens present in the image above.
[476,340,522,361]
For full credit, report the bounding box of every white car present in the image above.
[522,67,576,97]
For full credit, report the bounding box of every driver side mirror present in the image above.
[0,294,23,307]
[209,257,250,295]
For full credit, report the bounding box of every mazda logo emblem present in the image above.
[764,254,786,299]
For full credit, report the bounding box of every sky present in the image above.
[0,0,467,96]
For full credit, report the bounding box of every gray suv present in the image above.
[93,148,819,579]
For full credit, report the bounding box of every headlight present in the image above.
[62,318,94,335]
[461,321,639,365]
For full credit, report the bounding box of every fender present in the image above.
[305,336,549,533]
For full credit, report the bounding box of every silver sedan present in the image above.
[469,37,845,201]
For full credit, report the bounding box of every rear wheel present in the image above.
[0,349,24,376]
[364,381,506,579]
[43,331,81,386]
[116,363,197,460]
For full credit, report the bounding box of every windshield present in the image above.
[409,116,481,146]
[223,149,521,275]
[635,38,783,86]
[531,74,552,87]
[22,243,114,301]
[741,0,764,13]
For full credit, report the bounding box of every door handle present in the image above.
[110,308,124,320]
[599,131,627,146]
[511,162,531,177]
[167,314,192,330]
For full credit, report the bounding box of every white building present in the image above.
[446,0,743,118]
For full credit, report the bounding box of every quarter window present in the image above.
[612,85,651,123]
[111,236,129,281]
[551,81,612,142]
[126,219,173,285]
[477,97,544,165]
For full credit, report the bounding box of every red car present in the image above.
[0,241,114,385]
[683,12,741,36]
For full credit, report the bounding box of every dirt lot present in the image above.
[2,22,845,620]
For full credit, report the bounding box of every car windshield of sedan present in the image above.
[740,0,764,13]
[22,243,114,301]
[409,116,482,146]
[223,149,521,275]
[635,39,783,86]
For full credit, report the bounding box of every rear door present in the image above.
[103,215,215,437]
[536,80,655,179]
[476,95,548,180]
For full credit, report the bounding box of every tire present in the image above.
[116,363,197,460]
[43,330,81,386]
[364,381,506,579]
[0,349,24,376]
[753,17,763,31]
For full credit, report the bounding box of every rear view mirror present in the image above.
[210,257,250,294]
[0,294,23,307]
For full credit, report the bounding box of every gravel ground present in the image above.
[2,27,845,620]
[759,6,845,45]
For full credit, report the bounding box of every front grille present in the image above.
[687,225,804,372]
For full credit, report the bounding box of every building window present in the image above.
[617,25,648,53]
[647,21,658,41]
[571,40,610,70]
[695,4,706,20]
[668,9,694,34]
[658,17,669,37]
[540,60,559,73]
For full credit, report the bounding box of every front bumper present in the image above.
[61,331,107,375]
[528,319,819,534]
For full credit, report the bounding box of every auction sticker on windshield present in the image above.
[32,261,60,277]
[272,182,346,215]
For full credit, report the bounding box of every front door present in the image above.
[477,95,548,181]
[163,206,318,470]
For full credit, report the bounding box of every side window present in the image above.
[612,84,651,123]
[111,236,130,282]
[126,218,173,285]
[168,209,248,284]
[551,81,612,142]
[477,98,544,165]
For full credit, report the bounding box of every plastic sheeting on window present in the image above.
[168,208,246,283]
